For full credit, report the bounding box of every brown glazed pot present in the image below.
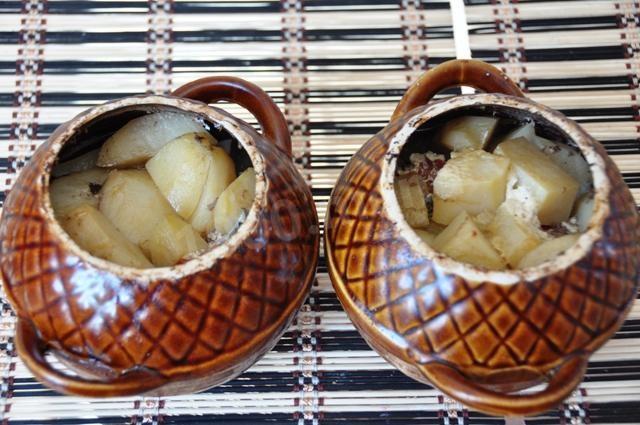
[325,60,639,415]
[0,77,319,396]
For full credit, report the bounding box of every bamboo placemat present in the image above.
[0,0,639,423]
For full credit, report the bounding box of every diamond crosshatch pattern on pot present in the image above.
[0,117,318,374]
[326,112,639,373]
[1,0,640,423]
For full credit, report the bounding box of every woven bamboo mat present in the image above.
[0,0,639,423]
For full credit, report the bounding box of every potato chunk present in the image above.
[432,150,510,224]
[99,170,177,246]
[433,211,506,270]
[140,213,207,267]
[488,201,544,266]
[146,132,216,219]
[530,136,591,196]
[97,112,209,167]
[518,234,580,269]
[62,204,152,268]
[414,229,435,246]
[495,138,578,225]
[439,116,498,152]
[214,168,256,235]
[50,168,109,219]
[189,146,236,234]
[574,193,595,232]
[52,149,100,178]
[504,123,591,195]
[395,173,429,228]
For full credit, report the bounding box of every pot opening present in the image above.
[43,97,266,280]
[383,97,609,285]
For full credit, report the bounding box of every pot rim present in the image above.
[41,95,268,282]
[380,93,611,285]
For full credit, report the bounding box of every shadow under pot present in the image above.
[324,59,639,416]
[0,77,319,397]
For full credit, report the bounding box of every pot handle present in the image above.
[391,59,525,121]
[172,77,292,156]
[16,319,167,397]
[416,355,588,416]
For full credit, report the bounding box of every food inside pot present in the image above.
[50,111,256,268]
[395,114,594,270]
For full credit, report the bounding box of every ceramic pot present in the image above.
[324,59,639,415]
[0,77,319,397]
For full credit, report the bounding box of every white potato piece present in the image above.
[495,138,578,225]
[62,204,152,268]
[414,229,435,246]
[97,112,210,167]
[518,234,580,269]
[99,169,177,246]
[140,213,207,267]
[530,136,592,196]
[214,168,256,235]
[146,132,216,219]
[432,150,510,224]
[574,193,595,232]
[433,211,506,270]
[502,122,536,143]
[432,196,477,225]
[396,173,429,228]
[503,123,591,195]
[488,201,544,266]
[52,149,100,177]
[439,116,498,152]
[50,168,109,219]
[190,146,236,234]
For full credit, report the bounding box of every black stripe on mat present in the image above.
[11,359,640,398]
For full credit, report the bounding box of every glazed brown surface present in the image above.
[325,60,639,416]
[0,79,319,396]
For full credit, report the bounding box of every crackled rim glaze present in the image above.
[40,95,268,282]
[380,93,611,285]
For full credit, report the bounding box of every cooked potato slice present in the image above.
[146,132,216,219]
[574,193,595,232]
[433,211,506,270]
[414,229,435,246]
[97,112,210,167]
[99,169,177,246]
[214,168,256,235]
[62,204,152,268]
[396,173,429,228]
[50,168,109,219]
[495,138,579,225]
[530,136,591,196]
[502,122,536,143]
[432,196,476,225]
[432,150,510,224]
[140,213,207,267]
[503,123,591,195]
[52,149,100,178]
[518,233,580,269]
[439,116,498,152]
[189,146,236,234]
[488,201,544,266]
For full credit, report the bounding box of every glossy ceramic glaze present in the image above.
[0,77,319,397]
[324,60,639,415]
